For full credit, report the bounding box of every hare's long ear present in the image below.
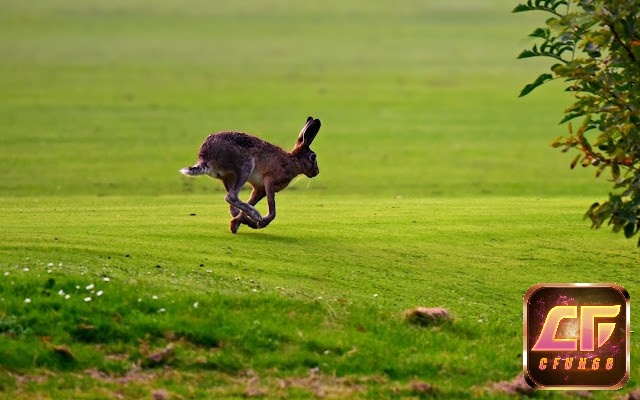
[296,116,321,148]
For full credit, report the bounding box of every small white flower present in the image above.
[85,284,94,290]
[96,290,103,296]
[152,295,158,300]
[76,285,80,289]
[323,350,330,355]
[3,272,9,276]
[158,308,166,313]
[193,302,199,309]
[47,263,54,267]
[23,267,29,272]
[58,263,62,267]
[252,288,257,292]
[373,294,378,298]
[103,277,110,282]
[137,298,142,302]
[58,289,65,296]
[64,294,70,300]
[84,297,92,302]
[316,296,323,300]
[24,298,31,304]
[47,269,52,274]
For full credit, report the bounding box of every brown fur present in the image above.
[181,116,321,233]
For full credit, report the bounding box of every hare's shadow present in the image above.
[238,232,302,245]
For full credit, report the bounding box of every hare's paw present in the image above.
[256,218,272,229]
[230,213,247,233]
[245,207,263,223]
[230,218,242,234]
[230,213,261,232]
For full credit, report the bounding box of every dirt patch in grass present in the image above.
[239,368,368,398]
[278,368,367,398]
[409,379,435,395]
[403,307,452,327]
[4,367,444,399]
[488,374,534,396]
[8,370,53,388]
[488,374,596,398]
[626,388,640,400]
[85,365,161,385]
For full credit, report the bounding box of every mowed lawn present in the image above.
[0,0,638,399]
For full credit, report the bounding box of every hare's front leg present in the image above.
[257,178,277,228]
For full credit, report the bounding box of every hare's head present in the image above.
[292,117,321,178]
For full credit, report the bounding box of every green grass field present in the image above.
[1,1,638,398]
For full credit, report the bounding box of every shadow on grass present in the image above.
[237,231,304,245]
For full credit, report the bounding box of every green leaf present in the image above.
[624,223,635,238]
[517,49,538,59]
[512,4,534,13]
[529,27,550,39]
[612,164,621,180]
[584,202,599,221]
[519,73,553,97]
[511,0,568,15]
[622,17,636,37]
[559,112,584,124]
[554,0,569,8]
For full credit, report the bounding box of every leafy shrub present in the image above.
[515,0,640,244]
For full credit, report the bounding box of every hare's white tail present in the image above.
[180,164,208,176]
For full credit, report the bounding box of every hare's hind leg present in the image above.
[223,162,263,223]
[230,187,265,233]
[222,176,241,218]
[231,179,277,232]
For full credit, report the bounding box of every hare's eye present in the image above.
[309,153,316,162]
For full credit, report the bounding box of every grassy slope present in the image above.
[2,196,638,398]
[0,0,638,398]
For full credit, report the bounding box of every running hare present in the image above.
[180,116,321,233]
